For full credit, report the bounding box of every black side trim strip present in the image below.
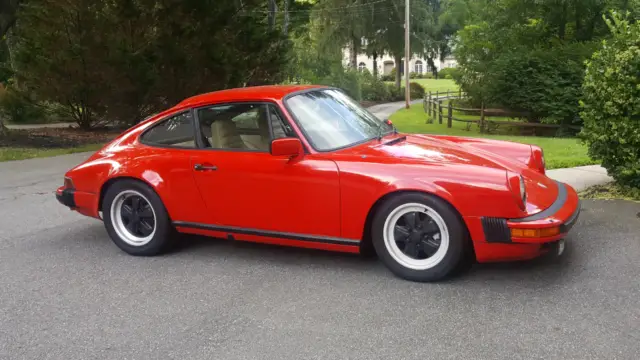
[173,221,360,246]
[510,180,567,222]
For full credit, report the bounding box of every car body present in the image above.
[56,85,580,282]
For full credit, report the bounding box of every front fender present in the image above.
[336,160,525,241]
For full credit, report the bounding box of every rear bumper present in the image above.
[56,187,76,208]
[55,186,100,219]
[469,180,581,263]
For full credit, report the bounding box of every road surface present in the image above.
[0,153,639,360]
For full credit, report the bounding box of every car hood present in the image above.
[336,134,517,169]
[332,133,560,215]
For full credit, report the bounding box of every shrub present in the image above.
[380,74,394,82]
[456,42,595,125]
[319,68,362,101]
[579,12,640,188]
[0,85,46,124]
[361,71,390,102]
[387,83,404,101]
[409,82,425,99]
[438,67,459,79]
[423,72,434,79]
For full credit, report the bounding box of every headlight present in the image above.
[507,171,527,210]
[519,175,527,204]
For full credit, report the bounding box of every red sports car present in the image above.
[56,85,580,282]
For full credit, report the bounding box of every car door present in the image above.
[136,110,210,225]
[188,102,342,241]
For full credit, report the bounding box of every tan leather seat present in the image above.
[210,119,247,149]
[242,106,271,151]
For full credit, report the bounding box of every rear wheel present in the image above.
[102,180,174,256]
[371,192,468,282]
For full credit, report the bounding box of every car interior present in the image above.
[197,104,290,151]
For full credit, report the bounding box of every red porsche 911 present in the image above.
[56,85,580,282]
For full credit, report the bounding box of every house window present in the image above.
[358,62,367,72]
[383,61,394,75]
[414,60,423,74]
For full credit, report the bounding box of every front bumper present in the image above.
[481,180,581,244]
[56,187,76,208]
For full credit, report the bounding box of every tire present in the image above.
[371,192,468,282]
[102,179,175,256]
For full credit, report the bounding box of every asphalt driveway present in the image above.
[1,153,639,360]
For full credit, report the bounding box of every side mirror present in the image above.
[270,138,303,158]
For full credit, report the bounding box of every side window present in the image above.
[268,105,295,140]
[197,103,296,152]
[140,112,196,148]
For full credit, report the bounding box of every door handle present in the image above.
[194,164,218,171]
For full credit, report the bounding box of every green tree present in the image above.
[451,0,640,126]
[580,11,640,187]
[0,0,21,135]
[314,0,371,69]
[373,0,432,89]
[11,0,291,128]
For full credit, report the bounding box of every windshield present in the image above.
[285,88,393,151]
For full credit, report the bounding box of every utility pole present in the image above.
[404,0,410,108]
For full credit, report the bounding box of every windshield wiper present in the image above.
[377,121,386,141]
[377,119,397,141]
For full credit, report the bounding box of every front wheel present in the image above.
[102,179,174,256]
[371,192,468,282]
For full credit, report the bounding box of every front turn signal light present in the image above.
[511,227,560,238]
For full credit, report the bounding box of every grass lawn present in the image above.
[390,104,597,169]
[385,78,459,94]
[0,143,103,162]
[410,78,459,93]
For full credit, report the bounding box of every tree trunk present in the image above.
[0,0,20,39]
[5,27,17,86]
[574,0,582,40]
[0,118,8,137]
[394,53,402,90]
[427,57,437,79]
[372,51,378,78]
[558,1,568,40]
[282,0,289,35]
[268,0,277,30]
[349,36,358,69]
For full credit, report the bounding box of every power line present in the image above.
[245,0,388,14]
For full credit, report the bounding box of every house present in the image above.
[343,50,457,76]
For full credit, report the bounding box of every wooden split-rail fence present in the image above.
[423,90,581,134]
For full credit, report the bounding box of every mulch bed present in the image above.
[360,100,390,108]
[0,127,120,148]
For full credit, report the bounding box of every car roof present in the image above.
[175,84,326,108]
